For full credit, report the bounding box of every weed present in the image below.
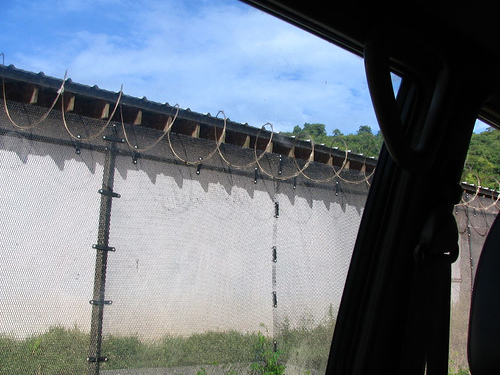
[250,330,286,375]
[448,367,470,375]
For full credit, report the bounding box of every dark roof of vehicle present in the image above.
[241,1,500,127]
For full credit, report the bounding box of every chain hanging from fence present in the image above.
[2,69,67,130]
[469,208,491,237]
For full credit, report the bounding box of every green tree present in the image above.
[357,125,373,135]
[332,129,344,136]
[284,123,500,188]
[281,123,382,158]
[462,127,500,189]
[302,123,327,138]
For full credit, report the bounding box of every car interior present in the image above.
[2,2,500,375]
[239,2,500,375]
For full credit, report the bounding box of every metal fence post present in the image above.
[88,140,119,375]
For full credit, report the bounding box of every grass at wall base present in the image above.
[0,317,470,375]
[250,330,286,375]
[0,316,333,375]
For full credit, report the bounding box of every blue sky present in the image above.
[0,0,489,134]
[0,0,381,135]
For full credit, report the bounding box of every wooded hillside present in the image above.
[284,123,499,190]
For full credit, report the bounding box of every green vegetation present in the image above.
[277,308,336,372]
[285,123,383,158]
[285,123,500,190]
[250,331,286,375]
[0,316,335,375]
[0,313,471,374]
[0,326,89,374]
[462,127,500,189]
[449,367,471,375]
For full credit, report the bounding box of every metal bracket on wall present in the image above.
[98,189,121,198]
[92,244,116,252]
[89,300,112,306]
[132,152,140,164]
[102,135,125,143]
[87,357,109,363]
[196,157,203,175]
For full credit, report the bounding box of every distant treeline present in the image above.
[284,123,500,190]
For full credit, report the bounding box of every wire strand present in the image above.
[2,69,67,130]
[217,117,272,170]
[61,85,123,142]
[254,123,313,181]
[121,104,180,153]
[167,110,227,165]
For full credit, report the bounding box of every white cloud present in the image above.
[1,0,377,135]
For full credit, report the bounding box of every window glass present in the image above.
[450,120,500,375]
[0,1,386,374]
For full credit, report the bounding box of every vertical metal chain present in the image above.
[272,181,280,352]
[88,141,118,375]
[464,205,474,295]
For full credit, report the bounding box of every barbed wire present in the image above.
[476,178,500,211]
[298,137,348,184]
[121,103,180,153]
[0,69,376,186]
[217,119,273,170]
[61,85,123,142]
[456,169,500,211]
[2,73,500,201]
[2,69,67,130]
[255,125,315,181]
[167,110,227,166]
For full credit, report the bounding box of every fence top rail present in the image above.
[0,64,376,173]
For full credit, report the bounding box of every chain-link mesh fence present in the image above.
[0,130,103,372]
[0,96,498,375]
[449,195,499,372]
[0,97,370,374]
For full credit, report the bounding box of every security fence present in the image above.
[450,193,500,371]
[0,84,497,375]
[0,96,369,375]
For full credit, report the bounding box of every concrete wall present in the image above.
[0,99,369,341]
[0,98,497,374]
[0,135,101,338]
